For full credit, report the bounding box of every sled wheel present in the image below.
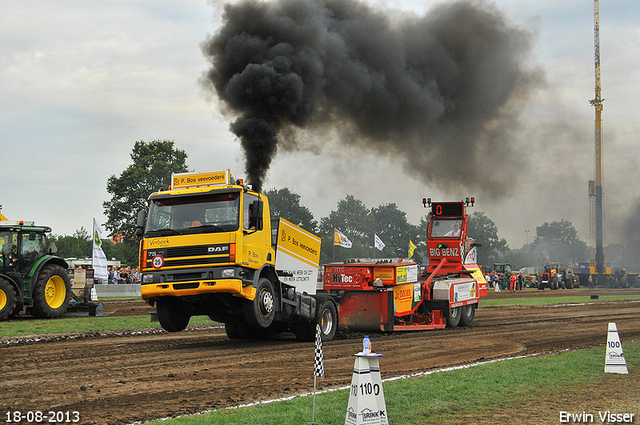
[157,298,190,332]
[318,300,338,342]
[244,278,276,328]
[32,265,71,318]
[447,306,461,328]
[0,278,17,321]
[460,304,476,327]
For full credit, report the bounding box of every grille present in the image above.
[167,245,210,257]
[173,282,200,290]
[168,272,204,282]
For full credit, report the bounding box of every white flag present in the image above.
[374,234,385,251]
[92,218,108,282]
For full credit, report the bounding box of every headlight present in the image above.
[142,274,154,283]
[222,268,234,278]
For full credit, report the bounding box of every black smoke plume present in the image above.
[620,196,640,271]
[201,0,541,193]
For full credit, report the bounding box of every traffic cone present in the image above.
[604,323,628,374]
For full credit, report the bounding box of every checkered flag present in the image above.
[314,324,325,378]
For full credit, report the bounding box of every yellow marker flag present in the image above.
[408,240,417,258]
[334,228,352,248]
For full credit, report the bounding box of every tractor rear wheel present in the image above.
[446,306,461,328]
[0,278,17,321]
[31,265,72,318]
[157,298,190,332]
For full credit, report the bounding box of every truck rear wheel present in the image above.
[31,265,72,318]
[318,300,338,341]
[244,278,276,328]
[460,304,475,327]
[157,298,190,332]
[446,306,461,328]
[0,278,17,321]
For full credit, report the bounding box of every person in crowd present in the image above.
[121,268,130,284]
[132,268,141,283]
[112,267,122,284]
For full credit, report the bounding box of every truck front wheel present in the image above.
[244,278,276,328]
[157,298,190,332]
[32,265,72,318]
[0,278,17,321]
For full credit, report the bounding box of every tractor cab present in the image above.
[423,198,478,275]
[0,221,73,321]
[0,222,57,274]
[420,198,488,297]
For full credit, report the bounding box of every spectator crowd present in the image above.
[108,266,140,284]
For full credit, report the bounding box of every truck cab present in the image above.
[138,170,334,340]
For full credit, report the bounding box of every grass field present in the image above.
[144,342,638,425]
[0,315,214,338]
[482,294,640,307]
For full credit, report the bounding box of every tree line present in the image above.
[52,140,591,270]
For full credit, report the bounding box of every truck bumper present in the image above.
[141,278,256,301]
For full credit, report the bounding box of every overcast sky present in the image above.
[1,0,638,252]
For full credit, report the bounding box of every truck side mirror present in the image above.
[136,210,146,237]
[48,241,58,254]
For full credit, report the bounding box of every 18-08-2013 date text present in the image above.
[5,411,80,423]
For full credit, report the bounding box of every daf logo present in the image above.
[208,245,229,253]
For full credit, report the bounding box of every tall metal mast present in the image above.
[589,0,605,276]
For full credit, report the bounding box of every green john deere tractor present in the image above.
[0,221,72,321]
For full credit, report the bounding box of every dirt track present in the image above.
[1,288,639,424]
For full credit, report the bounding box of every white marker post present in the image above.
[604,322,628,374]
[345,353,388,425]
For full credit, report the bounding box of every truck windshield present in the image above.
[145,192,240,236]
[430,219,462,238]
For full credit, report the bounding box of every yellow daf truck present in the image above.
[136,170,338,341]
